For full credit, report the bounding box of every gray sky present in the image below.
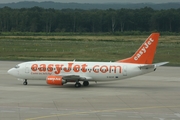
[0,0,180,4]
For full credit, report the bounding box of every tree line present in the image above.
[0,7,180,33]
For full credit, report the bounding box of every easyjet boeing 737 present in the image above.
[8,33,168,88]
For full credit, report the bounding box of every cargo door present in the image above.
[25,63,30,73]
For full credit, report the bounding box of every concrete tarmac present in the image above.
[0,61,180,120]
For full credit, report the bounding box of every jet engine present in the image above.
[46,75,66,85]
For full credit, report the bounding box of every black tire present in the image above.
[23,82,27,85]
[23,79,28,85]
[75,82,81,88]
[83,81,89,86]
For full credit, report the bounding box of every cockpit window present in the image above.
[14,65,20,69]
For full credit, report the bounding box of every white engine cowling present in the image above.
[46,75,66,85]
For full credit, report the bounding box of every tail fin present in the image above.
[117,33,160,64]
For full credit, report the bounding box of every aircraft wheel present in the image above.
[83,81,89,86]
[75,82,81,88]
[23,79,28,85]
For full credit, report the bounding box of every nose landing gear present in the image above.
[23,79,28,85]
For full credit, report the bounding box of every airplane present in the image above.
[8,33,168,88]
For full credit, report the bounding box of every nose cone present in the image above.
[8,68,18,77]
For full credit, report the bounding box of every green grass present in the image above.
[0,35,180,66]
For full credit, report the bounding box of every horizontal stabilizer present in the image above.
[139,64,155,69]
[154,62,169,67]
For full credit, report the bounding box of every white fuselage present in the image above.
[8,61,155,82]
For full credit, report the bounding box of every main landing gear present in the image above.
[23,79,28,85]
[83,81,89,86]
[74,81,89,88]
[75,82,81,88]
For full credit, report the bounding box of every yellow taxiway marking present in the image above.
[25,105,180,120]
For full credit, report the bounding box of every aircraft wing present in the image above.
[61,75,92,82]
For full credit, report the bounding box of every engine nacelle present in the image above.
[46,75,66,85]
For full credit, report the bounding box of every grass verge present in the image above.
[0,35,179,66]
